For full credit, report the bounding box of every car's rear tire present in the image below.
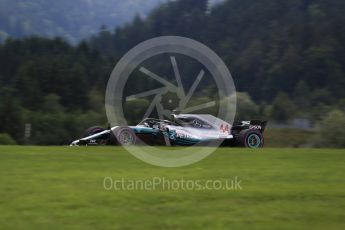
[83,126,108,145]
[237,129,264,148]
[112,127,136,145]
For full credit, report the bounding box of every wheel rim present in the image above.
[247,133,261,148]
[119,130,134,145]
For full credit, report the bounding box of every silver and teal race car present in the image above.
[70,113,267,148]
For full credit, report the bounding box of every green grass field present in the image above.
[0,146,344,230]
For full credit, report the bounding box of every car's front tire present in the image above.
[83,126,105,137]
[83,126,108,145]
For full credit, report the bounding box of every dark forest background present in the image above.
[0,0,344,146]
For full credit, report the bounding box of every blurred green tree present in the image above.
[235,92,259,120]
[0,92,24,141]
[269,92,297,122]
[0,133,16,145]
[313,110,345,147]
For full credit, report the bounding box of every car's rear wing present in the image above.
[249,120,268,132]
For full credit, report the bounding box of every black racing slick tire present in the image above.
[112,127,136,146]
[237,129,264,148]
[83,126,105,137]
[83,126,108,145]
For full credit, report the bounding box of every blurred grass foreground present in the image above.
[0,146,344,229]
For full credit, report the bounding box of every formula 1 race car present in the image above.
[70,112,267,148]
